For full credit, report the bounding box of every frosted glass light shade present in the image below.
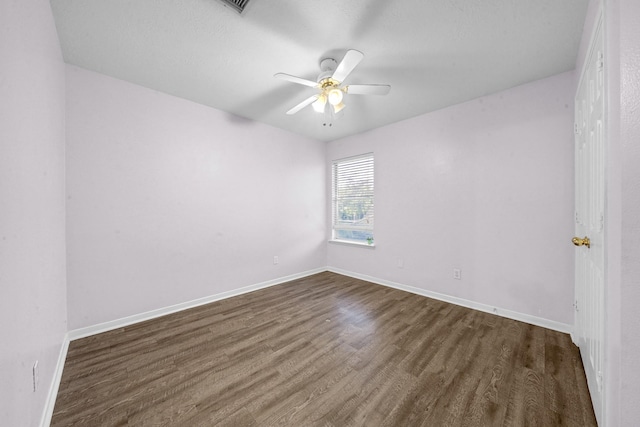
[328,88,343,105]
[312,95,327,113]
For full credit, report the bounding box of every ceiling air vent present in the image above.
[218,0,250,14]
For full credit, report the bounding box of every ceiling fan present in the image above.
[274,50,391,120]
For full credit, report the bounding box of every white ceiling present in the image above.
[50,0,589,142]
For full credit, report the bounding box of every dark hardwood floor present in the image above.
[51,272,597,426]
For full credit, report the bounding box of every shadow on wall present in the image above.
[223,112,257,125]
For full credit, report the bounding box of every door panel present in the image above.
[574,10,605,425]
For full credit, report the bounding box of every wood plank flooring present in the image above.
[51,272,597,426]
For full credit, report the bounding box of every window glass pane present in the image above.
[334,229,374,242]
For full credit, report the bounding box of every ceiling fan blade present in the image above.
[274,73,318,88]
[346,84,391,95]
[286,95,319,115]
[331,49,364,83]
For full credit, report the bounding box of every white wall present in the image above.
[0,0,67,425]
[618,0,640,423]
[601,0,640,424]
[327,72,575,325]
[65,66,327,330]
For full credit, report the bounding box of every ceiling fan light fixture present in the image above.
[328,88,343,106]
[312,95,327,113]
[332,102,345,114]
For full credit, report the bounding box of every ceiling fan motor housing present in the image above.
[318,58,338,82]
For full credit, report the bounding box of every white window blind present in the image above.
[331,153,374,243]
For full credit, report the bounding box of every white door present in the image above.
[574,9,605,425]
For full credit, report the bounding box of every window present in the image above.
[331,153,374,244]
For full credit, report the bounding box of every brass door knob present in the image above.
[572,236,591,248]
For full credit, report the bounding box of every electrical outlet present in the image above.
[453,268,462,280]
[32,361,39,392]
[397,258,404,268]
[273,256,279,265]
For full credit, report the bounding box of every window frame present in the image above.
[330,153,375,246]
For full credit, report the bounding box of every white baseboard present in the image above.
[327,267,573,334]
[67,267,326,341]
[40,335,70,427]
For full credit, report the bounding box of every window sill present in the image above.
[328,239,376,249]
